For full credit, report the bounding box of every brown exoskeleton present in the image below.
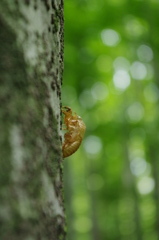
[62,106,86,158]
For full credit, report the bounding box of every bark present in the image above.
[0,0,66,239]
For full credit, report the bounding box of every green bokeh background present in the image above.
[62,1,159,239]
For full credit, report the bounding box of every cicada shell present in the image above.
[62,106,86,158]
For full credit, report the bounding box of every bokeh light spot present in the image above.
[127,102,144,122]
[73,196,89,214]
[130,157,147,176]
[101,29,120,47]
[113,70,131,90]
[137,177,155,195]
[130,61,147,80]
[113,57,130,71]
[124,15,148,38]
[137,45,153,62]
[84,135,102,155]
[91,82,108,101]
[74,216,92,233]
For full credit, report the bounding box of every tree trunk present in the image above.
[0,0,66,239]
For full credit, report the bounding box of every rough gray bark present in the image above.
[0,0,66,239]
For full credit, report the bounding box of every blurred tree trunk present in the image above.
[0,0,66,239]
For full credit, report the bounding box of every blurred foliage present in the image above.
[62,0,159,240]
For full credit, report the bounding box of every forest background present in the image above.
[63,0,159,240]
